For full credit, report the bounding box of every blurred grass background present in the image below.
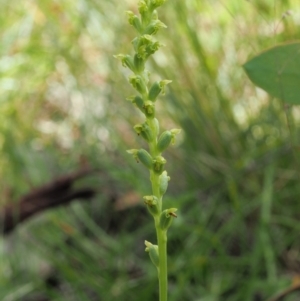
[1,0,300,300]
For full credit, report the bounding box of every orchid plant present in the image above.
[115,1,180,300]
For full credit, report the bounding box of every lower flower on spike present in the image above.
[145,240,159,267]
[160,208,178,231]
[143,195,159,215]
[137,149,154,169]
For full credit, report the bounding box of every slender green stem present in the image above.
[150,130,169,301]
[155,219,168,301]
[149,117,168,300]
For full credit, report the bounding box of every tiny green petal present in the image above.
[160,208,178,231]
[145,240,152,249]
[148,80,172,101]
[134,124,143,135]
[129,75,148,94]
[134,122,154,142]
[151,10,158,20]
[153,155,167,174]
[143,19,167,35]
[143,195,159,216]
[149,0,167,10]
[132,35,162,60]
[127,149,139,162]
[146,40,161,57]
[144,100,155,118]
[127,95,145,113]
[145,240,159,267]
[170,128,181,144]
[143,195,158,205]
[126,11,143,33]
[114,54,135,71]
[138,0,149,15]
[160,80,172,94]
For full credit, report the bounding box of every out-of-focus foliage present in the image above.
[1,0,300,300]
[244,42,300,104]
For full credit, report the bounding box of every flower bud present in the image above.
[129,75,147,94]
[138,1,149,16]
[153,155,166,174]
[144,100,155,119]
[134,122,154,142]
[143,19,167,35]
[157,131,172,153]
[137,149,153,169]
[126,11,143,33]
[146,40,161,58]
[148,80,172,101]
[159,171,170,196]
[145,240,159,267]
[149,0,167,10]
[148,81,160,101]
[127,95,145,113]
[134,54,145,73]
[160,208,177,231]
[114,54,135,72]
[143,195,159,216]
[132,35,162,60]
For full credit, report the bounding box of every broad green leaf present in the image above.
[243,42,300,104]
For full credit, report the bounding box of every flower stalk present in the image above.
[116,1,180,300]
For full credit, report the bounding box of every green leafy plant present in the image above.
[243,31,300,301]
[243,42,300,105]
[115,0,180,300]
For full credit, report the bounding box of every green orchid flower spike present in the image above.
[115,1,181,300]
